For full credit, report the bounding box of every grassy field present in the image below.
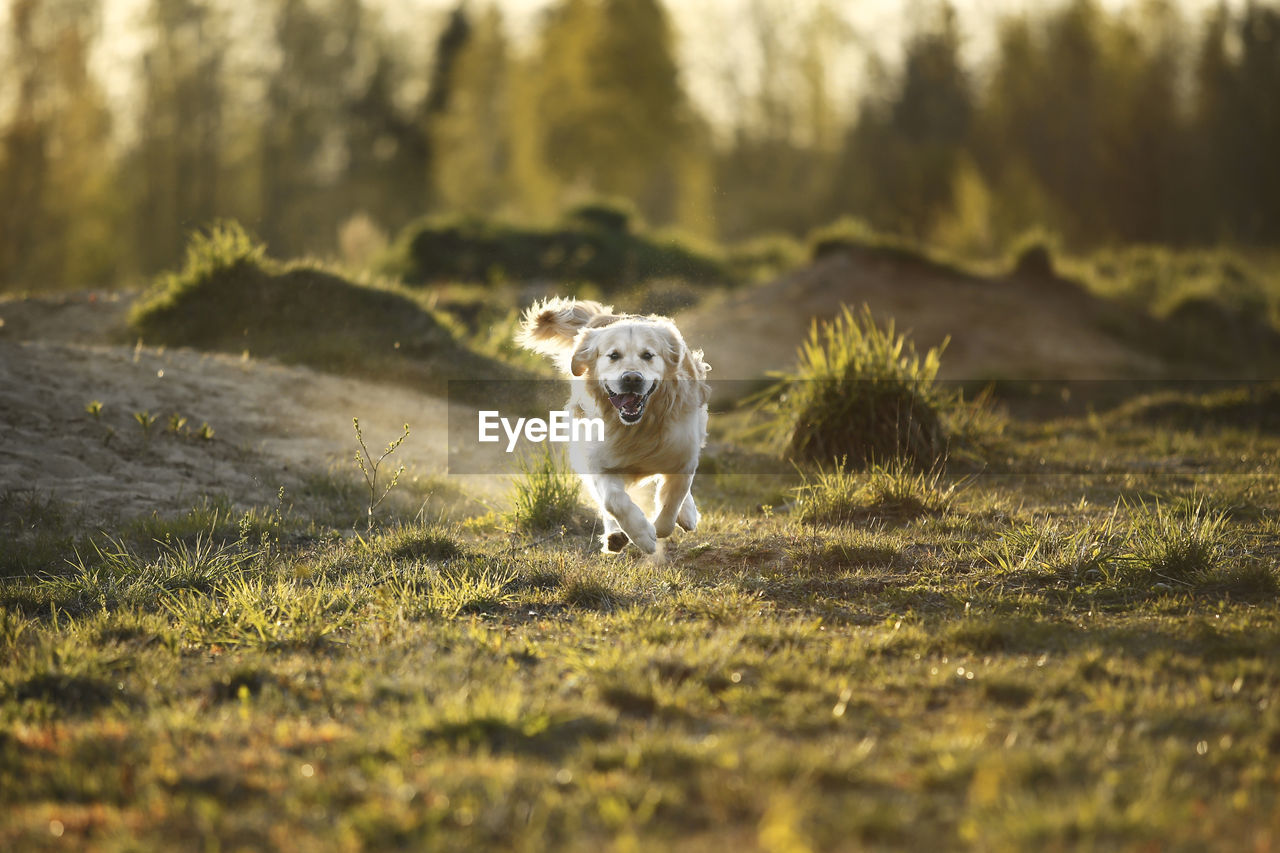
[3,391,1279,851]
[4,226,1280,849]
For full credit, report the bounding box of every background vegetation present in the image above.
[4,2,1280,846]
[2,0,1279,292]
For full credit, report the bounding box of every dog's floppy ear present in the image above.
[649,322,711,410]
[657,323,703,380]
[570,328,599,377]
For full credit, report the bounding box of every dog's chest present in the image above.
[582,411,706,476]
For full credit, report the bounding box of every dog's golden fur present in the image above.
[517,297,710,553]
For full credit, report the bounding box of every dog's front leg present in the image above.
[601,515,627,553]
[676,492,700,532]
[652,473,694,539]
[593,474,657,554]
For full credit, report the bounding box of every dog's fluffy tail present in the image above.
[516,297,612,357]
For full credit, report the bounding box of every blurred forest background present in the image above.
[1,0,1278,291]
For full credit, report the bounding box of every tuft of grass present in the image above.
[428,564,518,617]
[509,448,585,534]
[1126,498,1233,586]
[763,305,961,470]
[983,511,1125,583]
[365,524,464,563]
[43,532,259,616]
[795,458,958,525]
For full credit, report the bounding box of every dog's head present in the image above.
[570,319,687,426]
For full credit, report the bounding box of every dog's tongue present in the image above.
[609,392,642,413]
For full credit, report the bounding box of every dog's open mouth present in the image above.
[605,383,656,424]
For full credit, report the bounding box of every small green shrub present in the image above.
[509,449,584,534]
[725,233,806,283]
[564,198,638,233]
[382,209,728,291]
[139,221,266,316]
[765,305,958,469]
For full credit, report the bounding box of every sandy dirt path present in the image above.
[0,333,496,526]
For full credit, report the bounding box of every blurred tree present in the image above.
[1194,3,1280,244]
[976,1,1114,246]
[528,0,710,231]
[831,2,973,239]
[260,0,363,257]
[345,35,430,233]
[711,0,850,240]
[0,0,119,290]
[421,2,473,210]
[430,5,518,217]
[131,0,228,273]
[1102,1,1191,244]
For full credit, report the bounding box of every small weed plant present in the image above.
[133,410,158,442]
[353,419,409,533]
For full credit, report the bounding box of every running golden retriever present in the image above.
[517,297,711,553]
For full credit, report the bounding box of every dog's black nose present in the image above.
[620,371,645,392]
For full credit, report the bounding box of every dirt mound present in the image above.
[0,290,132,345]
[131,261,526,396]
[677,245,1165,401]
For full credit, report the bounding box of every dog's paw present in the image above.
[677,504,700,532]
[653,518,676,539]
[630,524,658,554]
[604,531,629,553]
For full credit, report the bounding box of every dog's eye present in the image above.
[640,351,654,361]
[607,351,621,361]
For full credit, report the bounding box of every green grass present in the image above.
[508,448,589,535]
[794,458,959,525]
[4,368,1280,849]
